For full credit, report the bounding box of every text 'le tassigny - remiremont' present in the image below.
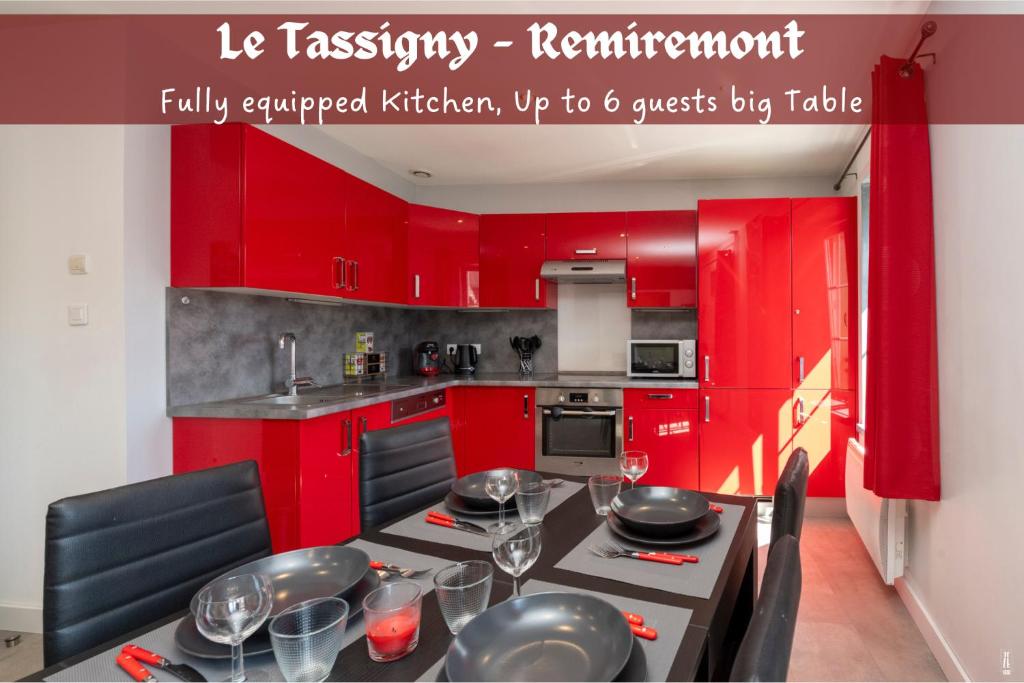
[218,19,806,71]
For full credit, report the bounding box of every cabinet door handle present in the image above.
[704,396,711,422]
[703,356,710,383]
[535,278,540,301]
[797,397,807,425]
[647,393,673,400]
[333,256,346,289]
[798,356,805,383]
[575,248,598,255]
[360,416,368,432]
[631,277,637,301]
[628,415,635,441]
[350,260,360,291]
[414,274,421,299]
[523,394,529,419]
[346,418,353,453]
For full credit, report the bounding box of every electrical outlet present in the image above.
[446,344,457,356]
[471,343,482,354]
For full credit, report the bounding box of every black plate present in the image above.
[190,546,370,619]
[610,487,710,537]
[438,635,647,682]
[607,508,721,547]
[175,569,379,659]
[445,592,634,682]
[443,491,509,517]
[450,469,543,509]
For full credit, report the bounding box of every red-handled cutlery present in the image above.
[709,503,723,513]
[425,513,489,536]
[631,624,658,640]
[120,645,206,682]
[116,653,156,682]
[589,542,698,565]
[621,610,644,626]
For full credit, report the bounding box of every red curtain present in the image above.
[864,56,941,500]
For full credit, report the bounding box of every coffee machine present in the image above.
[413,341,442,376]
[452,344,478,375]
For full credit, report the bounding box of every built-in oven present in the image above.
[627,339,697,378]
[535,387,623,476]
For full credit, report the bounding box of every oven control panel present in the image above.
[567,392,589,404]
[538,387,621,409]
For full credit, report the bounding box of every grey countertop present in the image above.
[166,373,699,420]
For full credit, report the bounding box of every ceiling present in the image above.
[321,124,868,185]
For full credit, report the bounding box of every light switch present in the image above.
[68,304,88,326]
[68,254,90,275]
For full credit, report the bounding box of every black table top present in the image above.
[28,475,758,682]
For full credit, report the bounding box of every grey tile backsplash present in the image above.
[630,309,698,340]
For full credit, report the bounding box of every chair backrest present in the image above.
[730,534,802,682]
[771,447,809,550]
[43,461,272,666]
[359,417,457,529]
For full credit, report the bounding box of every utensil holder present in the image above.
[518,352,533,376]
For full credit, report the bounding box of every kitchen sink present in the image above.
[243,384,412,406]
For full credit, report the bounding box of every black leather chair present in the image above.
[770,448,809,551]
[43,461,272,666]
[730,534,803,682]
[359,417,457,529]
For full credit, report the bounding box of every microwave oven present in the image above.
[627,340,697,378]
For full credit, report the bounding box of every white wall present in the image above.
[0,126,130,631]
[899,125,1024,681]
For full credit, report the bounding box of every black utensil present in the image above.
[121,645,207,682]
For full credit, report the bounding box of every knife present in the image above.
[117,653,155,682]
[121,645,207,682]
[425,511,490,535]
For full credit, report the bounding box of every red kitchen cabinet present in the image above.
[455,388,535,475]
[624,390,699,489]
[173,413,357,552]
[626,211,697,308]
[479,214,556,308]
[697,199,792,389]
[792,197,858,391]
[698,388,792,496]
[172,124,347,296]
[546,212,627,261]
[407,204,480,307]
[342,176,409,304]
[792,389,856,497]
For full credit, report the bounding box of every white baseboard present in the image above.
[895,576,970,682]
[0,602,42,633]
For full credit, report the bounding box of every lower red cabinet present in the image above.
[698,388,793,496]
[173,413,357,552]
[792,389,856,497]
[452,388,535,475]
[624,390,700,489]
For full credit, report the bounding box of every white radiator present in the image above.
[844,438,906,584]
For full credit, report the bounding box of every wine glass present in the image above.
[194,573,274,682]
[484,469,520,533]
[491,523,541,598]
[619,451,649,489]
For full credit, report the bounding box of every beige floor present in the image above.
[761,516,947,682]
[0,517,946,682]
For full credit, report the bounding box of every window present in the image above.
[858,180,870,430]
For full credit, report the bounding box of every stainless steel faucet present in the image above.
[278,332,318,396]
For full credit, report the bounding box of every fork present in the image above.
[544,478,566,488]
[589,542,697,565]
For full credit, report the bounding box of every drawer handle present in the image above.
[704,356,710,383]
[575,248,598,255]
[414,274,421,298]
[535,278,541,301]
[628,415,634,441]
[647,393,674,400]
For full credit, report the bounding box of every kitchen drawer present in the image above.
[624,388,698,411]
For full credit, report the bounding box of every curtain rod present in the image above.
[833,21,938,192]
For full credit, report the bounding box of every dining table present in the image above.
[26,473,758,682]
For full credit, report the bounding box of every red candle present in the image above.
[366,611,420,659]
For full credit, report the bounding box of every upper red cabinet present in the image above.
[407,204,480,308]
[697,199,792,389]
[172,124,347,297]
[792,197,858,392]
[626,211,697,308]
[546,212,627,260]
[344,176,409,304]
[479,214,556,309]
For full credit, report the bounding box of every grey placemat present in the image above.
[554,503,744,599]
[46,542,456,682]
[416,578,692,683]
[380,481,584,552]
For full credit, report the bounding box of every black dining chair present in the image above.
[43,461,272,666]
[730,534,803,682]
[770,447,809,552]
[359,416,457,529]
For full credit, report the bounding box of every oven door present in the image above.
[535,407,623,475]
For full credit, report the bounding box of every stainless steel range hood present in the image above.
[540,260,626,284]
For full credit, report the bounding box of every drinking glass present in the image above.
[515,481,551,525]
[433,561,494,634]
[619,450,650,489]
[363,582,422,662]
[269,597,349,682]
[588,474,622,515]
[491,523,542,597]
[194,573,274,683]
[484,469,520,533]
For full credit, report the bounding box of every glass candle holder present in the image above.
[362,582,422,663]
